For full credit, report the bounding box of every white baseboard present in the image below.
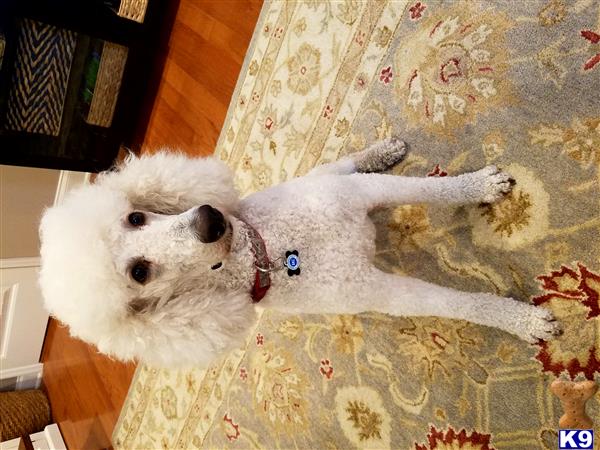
[0,362,43,380]
[43,424,67,450]
[1,424,66,450]
[0,257,40,269]
[53,170,90,206]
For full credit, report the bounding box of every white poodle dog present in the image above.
[39,138,561,367]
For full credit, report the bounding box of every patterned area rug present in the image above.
[5,19,76,136]
[114,1,600,448]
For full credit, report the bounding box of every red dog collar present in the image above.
[242,220,271,303]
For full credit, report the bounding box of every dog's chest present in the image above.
[238,183,374,286]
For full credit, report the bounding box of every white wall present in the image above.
[0,166,88,390]
[0,165,60,259]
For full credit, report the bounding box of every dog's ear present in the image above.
[96,288,258,368]
[96,151,239,214]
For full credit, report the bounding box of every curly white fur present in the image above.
[39,139,561,367]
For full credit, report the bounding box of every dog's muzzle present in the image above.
[193,205,227,243]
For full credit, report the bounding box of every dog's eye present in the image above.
[131,261,150,284]
[128,212,146,227]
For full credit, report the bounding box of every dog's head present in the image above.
[39,152,256,367]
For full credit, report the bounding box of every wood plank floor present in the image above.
[41,1,262,448]
[140,0,263,156]
[41,320,137,450]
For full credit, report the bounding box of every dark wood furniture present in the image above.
[0,0,176,172]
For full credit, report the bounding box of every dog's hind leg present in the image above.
[344,270,562,344]
[342,165,514,209]
[351,137,407,173]
[306,137,407,176]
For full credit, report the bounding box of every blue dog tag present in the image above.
[285,250,301,276]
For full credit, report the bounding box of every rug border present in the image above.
[214,0,273,156]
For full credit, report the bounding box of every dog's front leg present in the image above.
[306,137,407,176]
[344,270,562,344]
[342,165,514,209]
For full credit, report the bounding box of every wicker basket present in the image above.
[85,41,129,128]
[0,390,51,441]
[117,0,148,23]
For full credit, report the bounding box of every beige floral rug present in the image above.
[114,1,600,448]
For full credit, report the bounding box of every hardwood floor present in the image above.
[41,320,136,450]
[40,1,262,448]
[140,0,263,156]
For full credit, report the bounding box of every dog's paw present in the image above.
[522,307,563,344]
[469,165,514,203]
[378,137,407,168]
[355,137,407,172]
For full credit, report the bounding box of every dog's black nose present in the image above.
[193,205,226,243]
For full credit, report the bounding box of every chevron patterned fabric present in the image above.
[5,19,76,136]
